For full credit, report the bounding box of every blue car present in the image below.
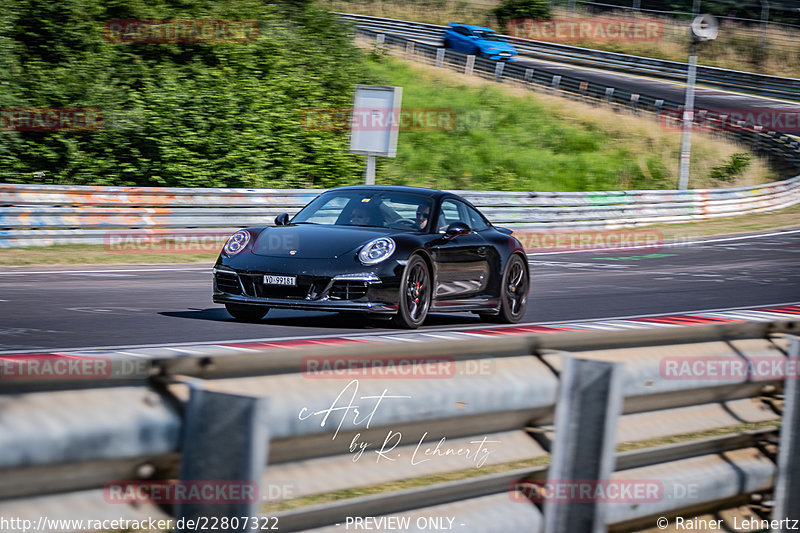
[443,23,518,60]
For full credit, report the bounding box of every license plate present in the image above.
[263,275,296,286]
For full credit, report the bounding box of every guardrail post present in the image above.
[752,125,763,152]
[605,87,615,106]
[405,41,415,58]
[790,140,800,167]
[543,356,623,533]
[773,336,800,529]
[175,388,270,531]
[630,94,639,114]
[465,55,475,76]
[376,34,385,45]
[524,68,534,86]
[654,99,664,116]
[551,75,561,94]
[494,61,505,82]
[436,48,445,67]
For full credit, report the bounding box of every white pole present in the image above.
[678,43,698,190]
[364,154,376,185]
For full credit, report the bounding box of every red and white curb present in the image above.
[3,303,798,361]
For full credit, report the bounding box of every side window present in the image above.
[465,204,489,231]
[437,199,460,231]
[454,26,470,36]
[437,199,478,232]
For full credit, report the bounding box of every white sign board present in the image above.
[349,85,402,158]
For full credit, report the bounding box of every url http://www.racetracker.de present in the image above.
[0,515,281,532]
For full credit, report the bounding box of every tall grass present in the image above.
[363,54,774,191]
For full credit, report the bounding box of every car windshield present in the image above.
[291,190,435,231]
[474,30,500,41]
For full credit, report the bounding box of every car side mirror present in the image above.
[444,221,471,239]
[275,213,290,226]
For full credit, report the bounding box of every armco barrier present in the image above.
[0,322,797,531]
[339,12,800,102]
[1,176,799,247]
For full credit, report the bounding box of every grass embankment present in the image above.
[364,54,773,191]
[324,0,800,77]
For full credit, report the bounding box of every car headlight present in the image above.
[358,237,396,265]
[223,230,250,256]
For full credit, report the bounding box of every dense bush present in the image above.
[0,0,371,187]
[493,0,552,29]
[710,152,752,182]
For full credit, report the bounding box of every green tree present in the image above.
[0,0,372,187]
[494,0,552,30]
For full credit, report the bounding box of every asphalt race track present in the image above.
[512,56,800,121]
[0,229,797,352]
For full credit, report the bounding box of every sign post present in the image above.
[678,15,718,190]
[349,85,403,185]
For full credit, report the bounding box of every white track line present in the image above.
[0,267,211,276]
[526,228,800,256]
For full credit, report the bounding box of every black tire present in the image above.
[225,303,269,322]
[484,254,528,323]
[391,255,431,329]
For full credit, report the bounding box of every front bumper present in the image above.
[213,265,401,314]
[485,50,516,61]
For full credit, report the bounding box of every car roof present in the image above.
[330,185,451,199]
[448,23,497,32]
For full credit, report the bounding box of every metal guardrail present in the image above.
[1,175,798,247]
[0,323,798,531]
[338,12,800,102]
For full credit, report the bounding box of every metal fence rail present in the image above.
[0,322,797,532]
[1,174,798,247]
[339,12,800,101]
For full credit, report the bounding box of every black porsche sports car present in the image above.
[213,186,529,328]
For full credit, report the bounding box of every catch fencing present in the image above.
[1,176,799,248]
[0,322,798,531]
